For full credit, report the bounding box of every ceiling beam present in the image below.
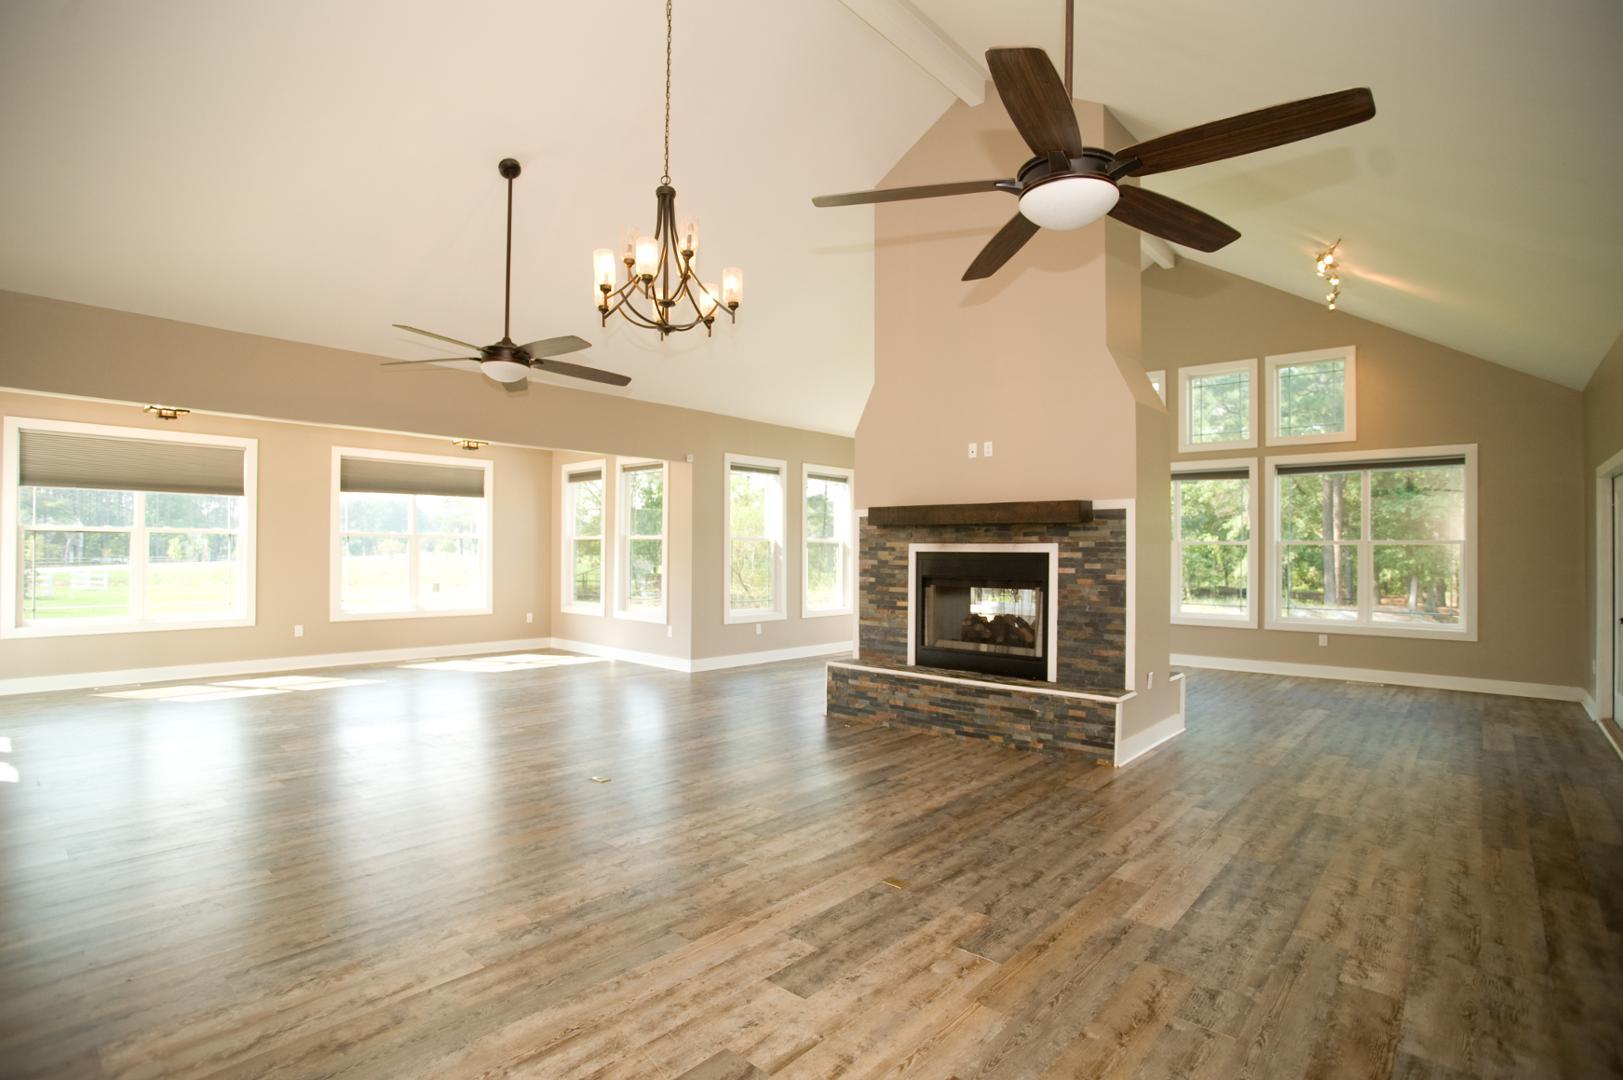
[837,0,986,106]
[1140,235,1177,271]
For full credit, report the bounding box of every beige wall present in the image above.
[1148,262,1587,689]
[0,291,855,678]
[0,390,552,679]
[1582,330,1623,707]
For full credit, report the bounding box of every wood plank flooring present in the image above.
[0,655,1619,1078]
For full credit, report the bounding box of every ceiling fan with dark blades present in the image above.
[811,1,1374,281]
[384,158,631,390]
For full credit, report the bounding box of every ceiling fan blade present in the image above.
[812,180,1008,208]
[379,356,482,366]
[986,47,1082,158]
[1116,88,1376,177]
[392,324,485,352]
[533,358,632,387]
[1108,186,1239,252]
[518,333,592,358]
[962,212,1041,281]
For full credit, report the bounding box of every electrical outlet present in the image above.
[983,440,994,458]
[967,441,977,459]
[293,624,304,638]
[526,612,533,624]
[666,624,674,639]
[755,623,763,636]
[1318,634,1328,647]
[1147,670,1155,689]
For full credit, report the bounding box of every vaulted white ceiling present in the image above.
[910,0,1623,389]
[1,1,1619,441]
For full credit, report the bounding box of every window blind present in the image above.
[1276,455,1465,477]
[620,463,660,475]
[807,471,850,485]
[566,468,603,484]
[19,428,247,496]
[339,455,486,498]
[1173,468,1249,482]
[729,462,781,476]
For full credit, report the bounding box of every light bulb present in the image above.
[593,247,616,291]
[698,282,720,317]
[1323,252,1336,266]
[681,217,699,255]
[634,235,659,279]
[721,266,743,307]
[1329,274,1340,286]
[1327,301,1337,311]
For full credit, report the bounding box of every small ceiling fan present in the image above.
[812,1,1375,281]
[385,158,631,391]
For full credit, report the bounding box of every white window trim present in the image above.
[1263,443,1477,641]
[614,458,669,624]
[724,452,788,624]
[560,458,607,616]
[330,446,493,622]
[1178,358,1258,453]
[1265,346,1357,447]
[1171,457,1259,629]
[2,416,259,639]
[1146,369,1166,404]
[801,462,855,619]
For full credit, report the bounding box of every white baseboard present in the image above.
[1171,653,1586,704]
[0,637,555,697]
[1582,691,1599,721]
[1114,671,1186,767]
[547,637,692,672]
[689,640,854,673]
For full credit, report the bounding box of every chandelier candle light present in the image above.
[593,0,740,338]
[1315,239,1342,310]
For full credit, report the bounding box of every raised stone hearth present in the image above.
[826,505,1132,759]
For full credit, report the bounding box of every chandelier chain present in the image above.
[661,0,672,185]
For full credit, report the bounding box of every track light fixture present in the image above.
[144,405,190,421]
[1315,239,1342,310]
[451,438,488,451]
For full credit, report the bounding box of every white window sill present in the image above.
[2,614,254,640]
[725,609,787,625]
[1264,618,1476,642]
[1172,613,1256,629]
[801,606,854,620]
[613,607,667,624]
[560,604,605,618]
[332,606,493,623]
[1266,430,1355,447]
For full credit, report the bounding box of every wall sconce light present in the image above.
[144,405,191,421]
[452,438,488,451]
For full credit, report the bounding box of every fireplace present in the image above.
[912,548,1054,681]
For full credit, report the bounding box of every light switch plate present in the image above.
[983,440,994,458]
[293,624,304,638]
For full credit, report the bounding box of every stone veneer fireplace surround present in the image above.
[827,502,1139,760]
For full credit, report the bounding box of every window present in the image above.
[802,464,854,617]
[1178,359,1257,453]
[1146,370,1166,404]
[1268,447,1474,638]
[725,454,786,622]
[561,461,605,614]
[1267,347,1356,445]
[1171,461,1257,626]
[616,460,667,621]
[333,448,490,619]
[3,418,255,637]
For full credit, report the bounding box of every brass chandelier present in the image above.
[593,0,741,338]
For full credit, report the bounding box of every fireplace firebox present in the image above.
[913,550,1051,680]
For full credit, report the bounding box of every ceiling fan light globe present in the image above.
[1017,175,1119,231]
[484,359,531,383]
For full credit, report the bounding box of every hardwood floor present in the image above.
[1,654,1619,1078]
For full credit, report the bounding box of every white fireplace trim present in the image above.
[906,542,1060,683]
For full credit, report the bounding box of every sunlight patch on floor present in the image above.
[214,675,379,691]
[97,685,286,702]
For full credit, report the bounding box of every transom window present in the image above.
[1267,347,1356,445]
[1171,462,1257,626]
[333,448,490,619]
[1178,359,1257,452]
[562,462,605,614]
[3,418,255,637]
[617,460,667,621]
[1269,448,1474,638]
[802,464,853,617]
[725,454,786,622]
